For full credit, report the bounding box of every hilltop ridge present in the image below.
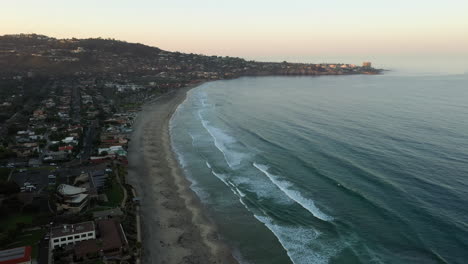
[0,33,381,78]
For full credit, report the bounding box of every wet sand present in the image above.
[127,85,238,264]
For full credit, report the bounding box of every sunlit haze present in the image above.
[2,0,468,72]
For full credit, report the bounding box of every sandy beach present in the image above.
[127,84,238,264]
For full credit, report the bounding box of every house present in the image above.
[62,137,77,144]
[58,145,74,153]
[50,222,96,249]
[89,156,113,164]
[44,151,68,162]
[98,146,126,157]
[0,246,32,264]
[33,109,46,120]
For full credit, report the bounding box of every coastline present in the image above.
[127,82,238,264]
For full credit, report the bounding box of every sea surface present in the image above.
[170,74,468,264]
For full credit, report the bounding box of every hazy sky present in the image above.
[1,0,467,62]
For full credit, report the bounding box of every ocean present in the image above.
[169,74,468,264]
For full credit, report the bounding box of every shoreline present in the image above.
[127,82,238,264]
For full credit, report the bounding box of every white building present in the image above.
[50,222,96,249]
[56,184,90,213]
[62,137,77,144]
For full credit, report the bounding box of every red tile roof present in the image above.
[0,246,31,264]
[58,145,74,151]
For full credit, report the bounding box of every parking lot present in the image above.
[10,167,85,192]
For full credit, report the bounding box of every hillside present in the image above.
[0,34,380,78]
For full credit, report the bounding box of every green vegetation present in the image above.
[86,206,113,214]
[0,213,49,259]
[49,131,67,141]
[102,175,124,207]
[4,229,46,259]
[120,102,142,110]
[0,146,16,160]
[0,168,11,182]
[0,213,35,232]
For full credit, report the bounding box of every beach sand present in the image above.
[127,85,238,264]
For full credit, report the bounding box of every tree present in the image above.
[0,146,16,159]
[0,182,20,195]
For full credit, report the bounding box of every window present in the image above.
[75,235,79,239]
[81,234,86,238]
[67,236,73,240]
[53,239,59,242]
[60,238,66,241]
[88,232,93,237]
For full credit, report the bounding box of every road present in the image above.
[80,119,97,162]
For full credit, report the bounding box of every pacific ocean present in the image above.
[170,73,468,264]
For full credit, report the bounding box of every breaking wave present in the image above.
[253,163,333,222]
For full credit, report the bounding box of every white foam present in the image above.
[253,163,333,221]
[171,143,187,168]
[230,172,294,205]
[253,215,333,264]
[211,170,230,186]
[209,169,338,264]
[198,110,247,168]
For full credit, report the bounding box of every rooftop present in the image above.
[74,219,128,258]
[98,219,128,251]
[0,246,31,264]
[57,184,87,196]
[50,221,95,239]
[66,193,89,204]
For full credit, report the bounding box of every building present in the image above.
[90,170,108,193]
[56,184,90,213]
[74,219,128,260]
[62,137,77,144]
[0,246,32,264]
[50,222,96,249]
[362,61,372,67]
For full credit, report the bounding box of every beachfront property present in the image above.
[50,222,96,249]
[56,184,90,213]
[0,246,32,264]
[73,219,129,260]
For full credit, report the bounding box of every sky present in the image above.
[1,0,468,72]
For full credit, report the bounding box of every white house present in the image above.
[62,137,77,144]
